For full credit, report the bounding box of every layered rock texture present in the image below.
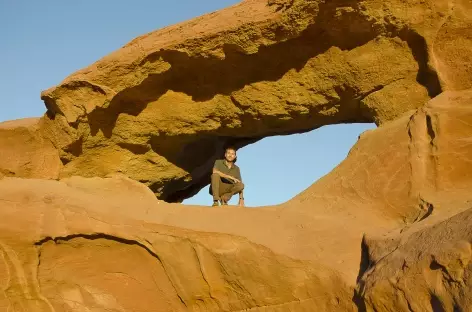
[37,0,472,202]
[0,0,471,311]
[0,118,61,180]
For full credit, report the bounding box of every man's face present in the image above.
[225,149,236,162]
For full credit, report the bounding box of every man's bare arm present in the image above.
[212,168,240,182]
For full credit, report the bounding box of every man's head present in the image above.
[224,146,237,163]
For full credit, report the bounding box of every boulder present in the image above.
[0,118,61,180]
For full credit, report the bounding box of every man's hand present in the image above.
[231,177,241,184]
[223,173,240,184]
[238,198,245,207]
[214,170,240,184]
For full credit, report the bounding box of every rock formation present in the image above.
[37,0,472,202]
[0,118,61,179]
[359,205,472,311]
[0,175,356,311]
[0,0,471,310]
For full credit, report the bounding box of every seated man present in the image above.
[210,146,244,206]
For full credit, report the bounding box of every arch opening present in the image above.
[183,122,376,207]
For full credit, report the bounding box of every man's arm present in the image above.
[236,168,244,203]
[212,168,240,182]
[212,160,234,181]
[236,167,242,184]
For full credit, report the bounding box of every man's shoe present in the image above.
[212,200,219,207]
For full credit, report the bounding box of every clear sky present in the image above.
[0,1,375,207]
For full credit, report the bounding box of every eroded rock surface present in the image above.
[31,0,471,202]
[358,205,472,312]
[0,0,471,311]
[0,118,61,180]
[0,176,355,312]
[0,90,471,311]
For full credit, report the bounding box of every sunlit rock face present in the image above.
[36,0,471,202]
[0,0,472,310]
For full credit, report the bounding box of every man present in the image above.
[210,146,244,207]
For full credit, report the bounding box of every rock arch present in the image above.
[36,0,460,202]
[1,0,472,310]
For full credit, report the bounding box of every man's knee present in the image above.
[235,182,244,191]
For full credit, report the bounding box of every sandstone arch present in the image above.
[0,0,472,309]
[37,0,472,202]
[0,89,471,310]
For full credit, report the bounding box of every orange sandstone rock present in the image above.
[0,0,471,310]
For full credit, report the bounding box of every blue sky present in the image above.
[0,1,375,207]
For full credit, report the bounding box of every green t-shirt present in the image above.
[213,159,242,183]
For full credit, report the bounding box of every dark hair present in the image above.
[225,146,237,153]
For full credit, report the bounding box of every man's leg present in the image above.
[219,182,233,204]
[211,173,221,202]
[221,182,244,204]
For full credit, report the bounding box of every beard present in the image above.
[225,156,235,163]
